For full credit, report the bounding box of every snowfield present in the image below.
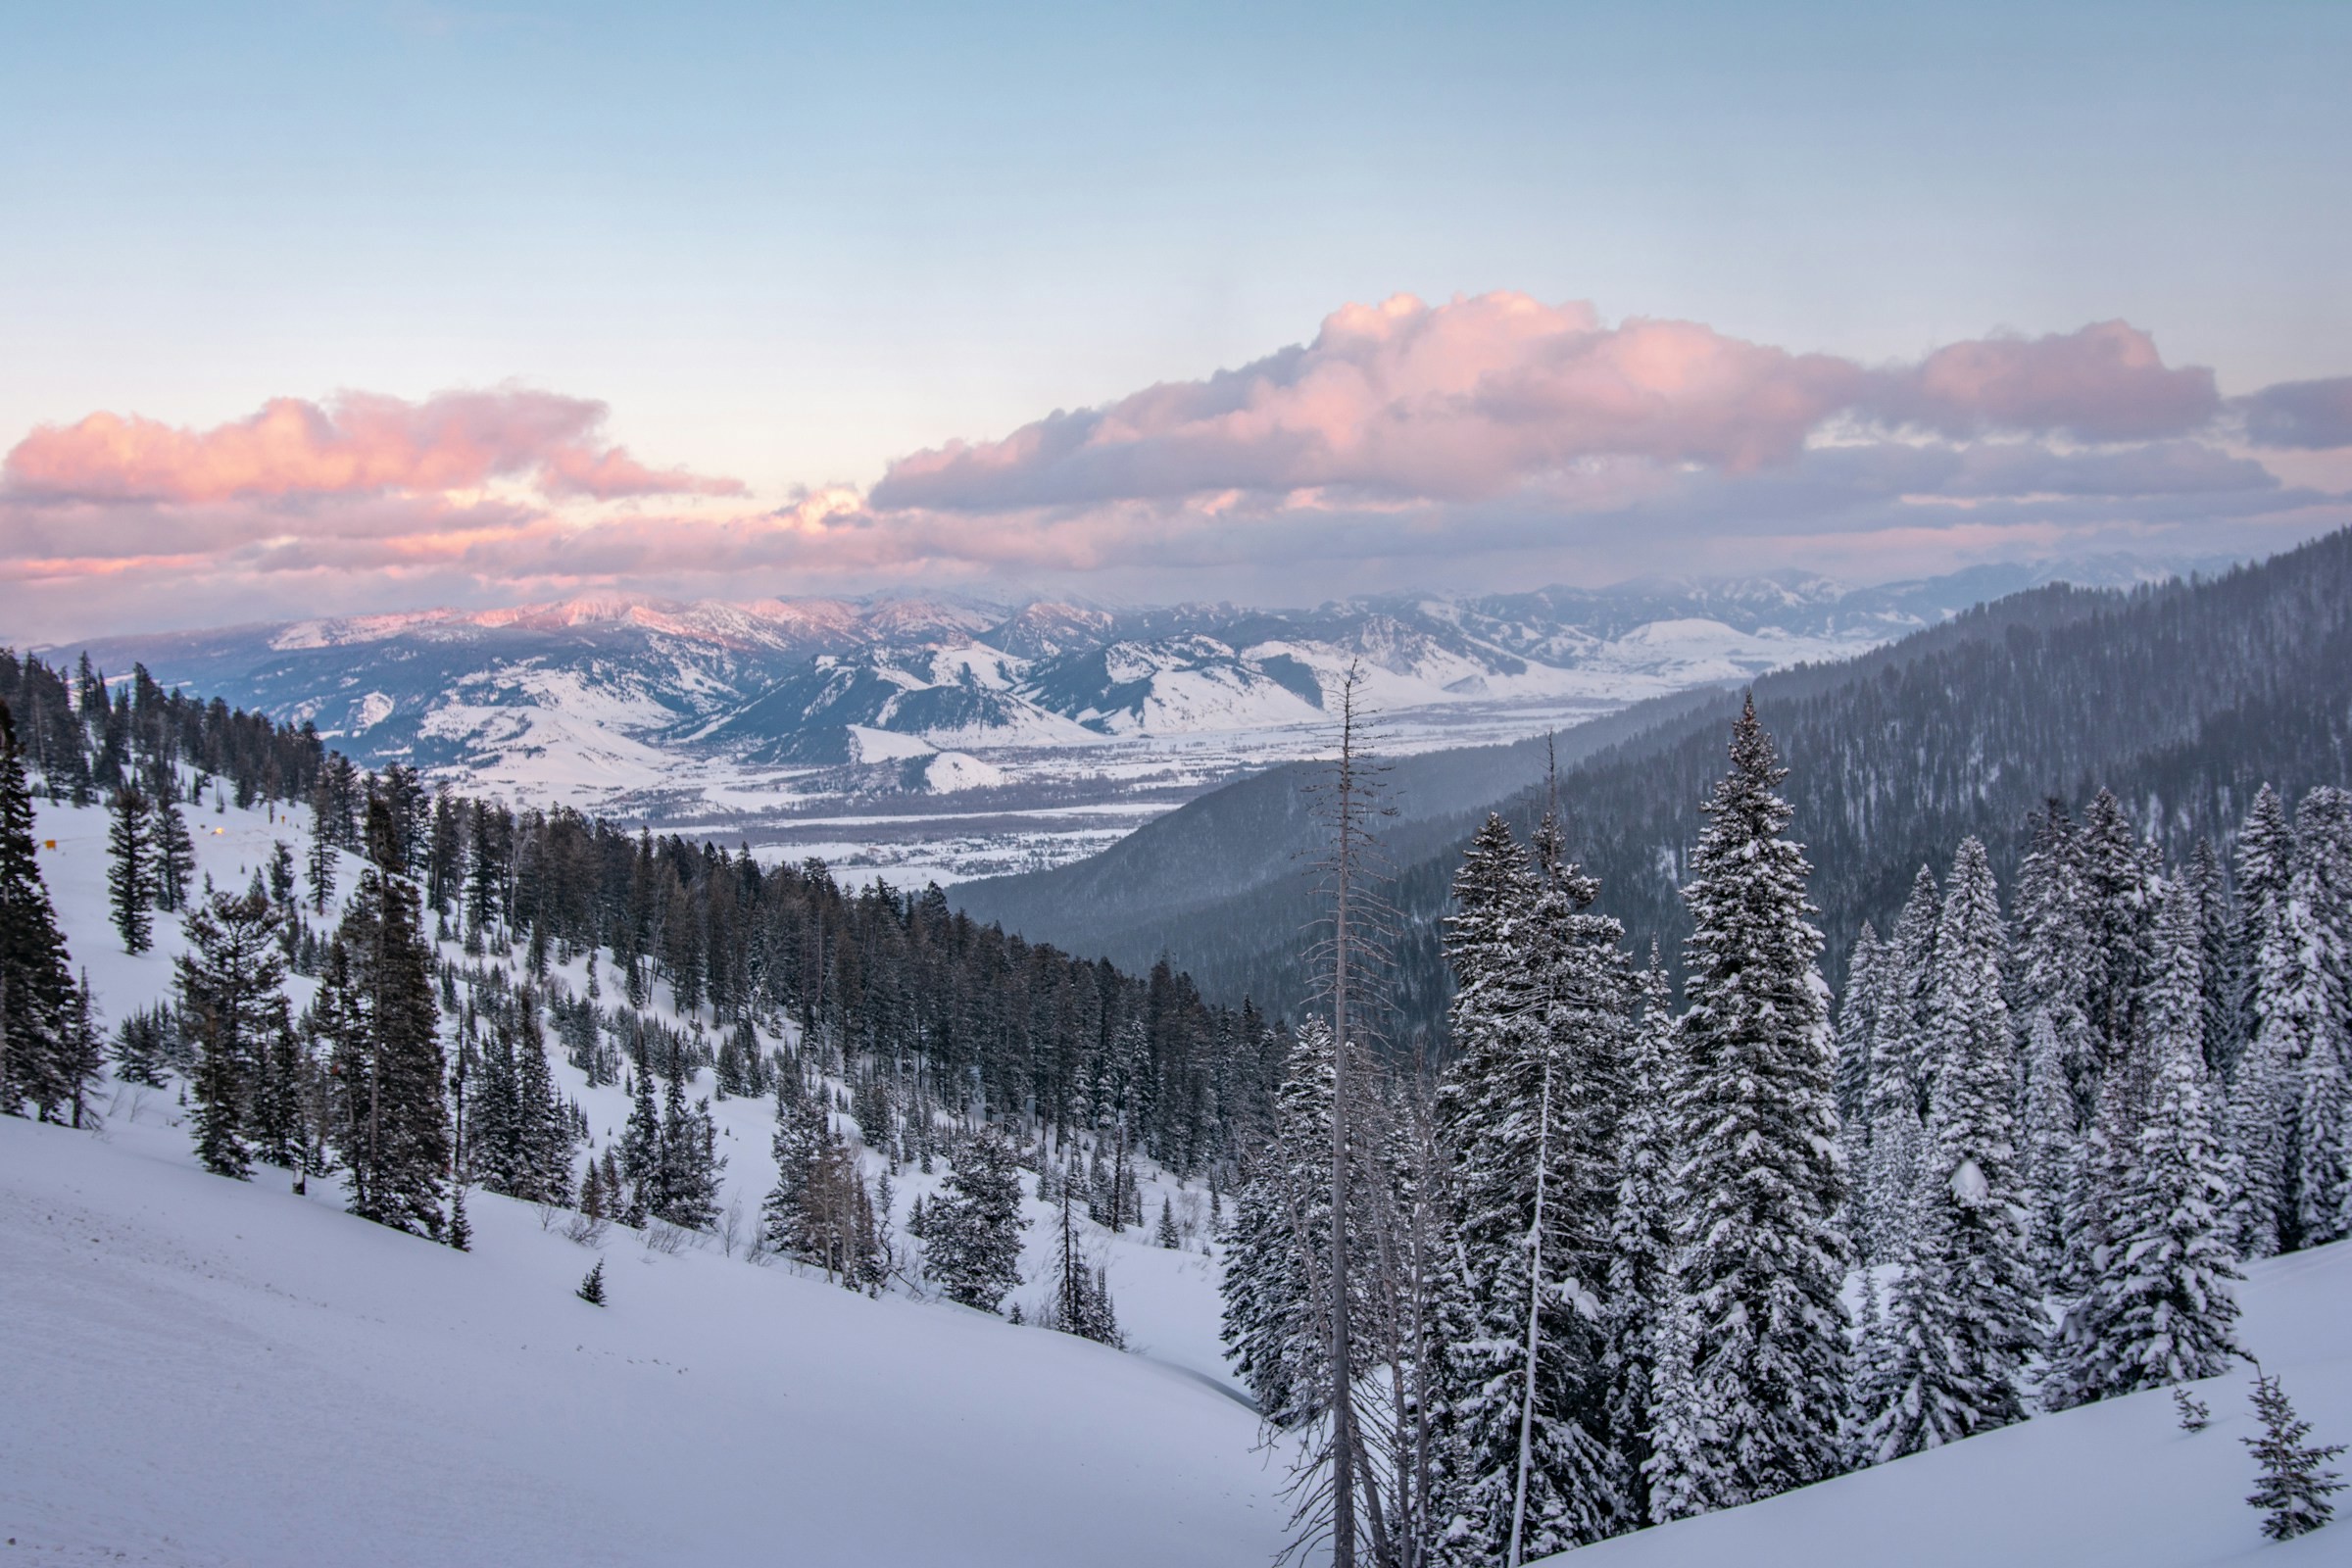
[7,793,2349,1567]
[1553,1269,2352,1568]
[2,795,1284,1567]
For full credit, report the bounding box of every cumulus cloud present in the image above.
[871,295,2227,512]
[4,302,2348,642]
[1,387,743,506]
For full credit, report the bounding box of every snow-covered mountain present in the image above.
[45,558,2216,883]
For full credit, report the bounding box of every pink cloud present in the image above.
[2,387,741,504]
[874,295,2225,512]
[1873,320,2220,442]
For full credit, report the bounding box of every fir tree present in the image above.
[177,883,290,1178]
[2019,1008,2076,1285]
[1604,945,1678,1527]
[1833,924,1882,1259]
[2050,882,2244,1404]
[0,702,77,1121]
[1155,1194,1181,1249]
[1855,838,2040,1458]
[1647,696,1850,1518]
[1433,806,1634,1558]
[447,1184,472,1251]
[577,1257,608,1305]
[620,1057,662,1227]
[151,785,195,913]
[321,803,448,1238]
[2243,1372,2345,1541]
[927,1127,1028,1311]
[2284,788,2351,1250]
[107,785,154,953]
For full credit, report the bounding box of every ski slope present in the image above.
[1,795,1285,1567]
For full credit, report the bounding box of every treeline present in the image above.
[1220,698,2352,1564]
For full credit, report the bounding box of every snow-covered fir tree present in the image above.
[0,703,79,1122]
[106,784,154,954]
[316,801,448,1238]
[1832,923,1882,1259]
[1433,806,1634,1560]
[1603,944,1678,1526]
[2050,881,2245,1404]
[1646,696,1850,1518]
[926,1126,1028,1312]
[177,881,291,1179]
[1852,838,2039,1459]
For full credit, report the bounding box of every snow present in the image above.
[846,722,937,762]
[1555,1241,2352,1568]
[5,795,1284,1567]
[924,750,1008,793]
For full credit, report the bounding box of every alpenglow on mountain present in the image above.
[60,563,2190,834]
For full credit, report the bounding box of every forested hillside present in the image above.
[972,529,2352,1033]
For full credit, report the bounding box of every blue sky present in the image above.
[3,1,2349,634]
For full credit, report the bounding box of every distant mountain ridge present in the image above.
[954,533,2350,1031]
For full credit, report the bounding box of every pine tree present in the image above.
[654,1059,724,1231]
[59,971,105,1131]
[1045,1175,1122,1348]
[1155,1194,1181,1249]
[2283,788,2351,1250]
[107,785,155,953]
[1433,806,1634,1558]
[1220,1019,1341,1427]
[1647,696,1849,1518]
[1604,945,1678,1527]
[1854,838,2040,1458]
[2019,1008,2076,1285]
[2013,800,2096,1124]
[577,1257,608,1305]
[307,784,339,913]
[2243,1372,2345,1541]
[322,803,448,1238]
[1833,924,1882,1259]
[151,785,195,913]
[2050,882,2244,1404]
[177,883,290,1178]
[447,1184,472,1251]
[620,1057,662,1227]
[0,702,77,1121]
[927,1127,1028,1311]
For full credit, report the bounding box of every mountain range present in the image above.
[51,559,2205,849]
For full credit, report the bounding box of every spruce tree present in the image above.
[177,883,290,1178]
[1833,924,1882,1259]
[323,803,448,1238]
[1604,945,1678,1527]
[2284,788,2350,1250]
[2243,1372,2346,1541]
[1433,806,1634,1558]
[0,702,76,1121]
[2019,1008,2076,1285]
[1853,839,2039,1458]
[2050,882,2244,1404]
[1647,696,1849,1517]
[107,785,155,953]
[927,1127,1028,1311]
[577,1257,608,1305]
[151,785,195,913]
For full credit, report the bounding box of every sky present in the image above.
[3,0,2349,641]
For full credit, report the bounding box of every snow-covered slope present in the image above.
[1556,1243,2352,1568]
[2,795,1278,1567]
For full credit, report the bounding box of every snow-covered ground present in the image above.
[11,793,2349,1567]
[3,795,1282,1566]
[1557,1237,2352,1567]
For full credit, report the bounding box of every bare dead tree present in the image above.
[1291,662,1399,1568]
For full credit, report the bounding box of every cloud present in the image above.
[5,304,2347,643]
[2236,376,2352,450]
[1872,320,2219,442]
[871,295,2227,513]
[2,387,743,505]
